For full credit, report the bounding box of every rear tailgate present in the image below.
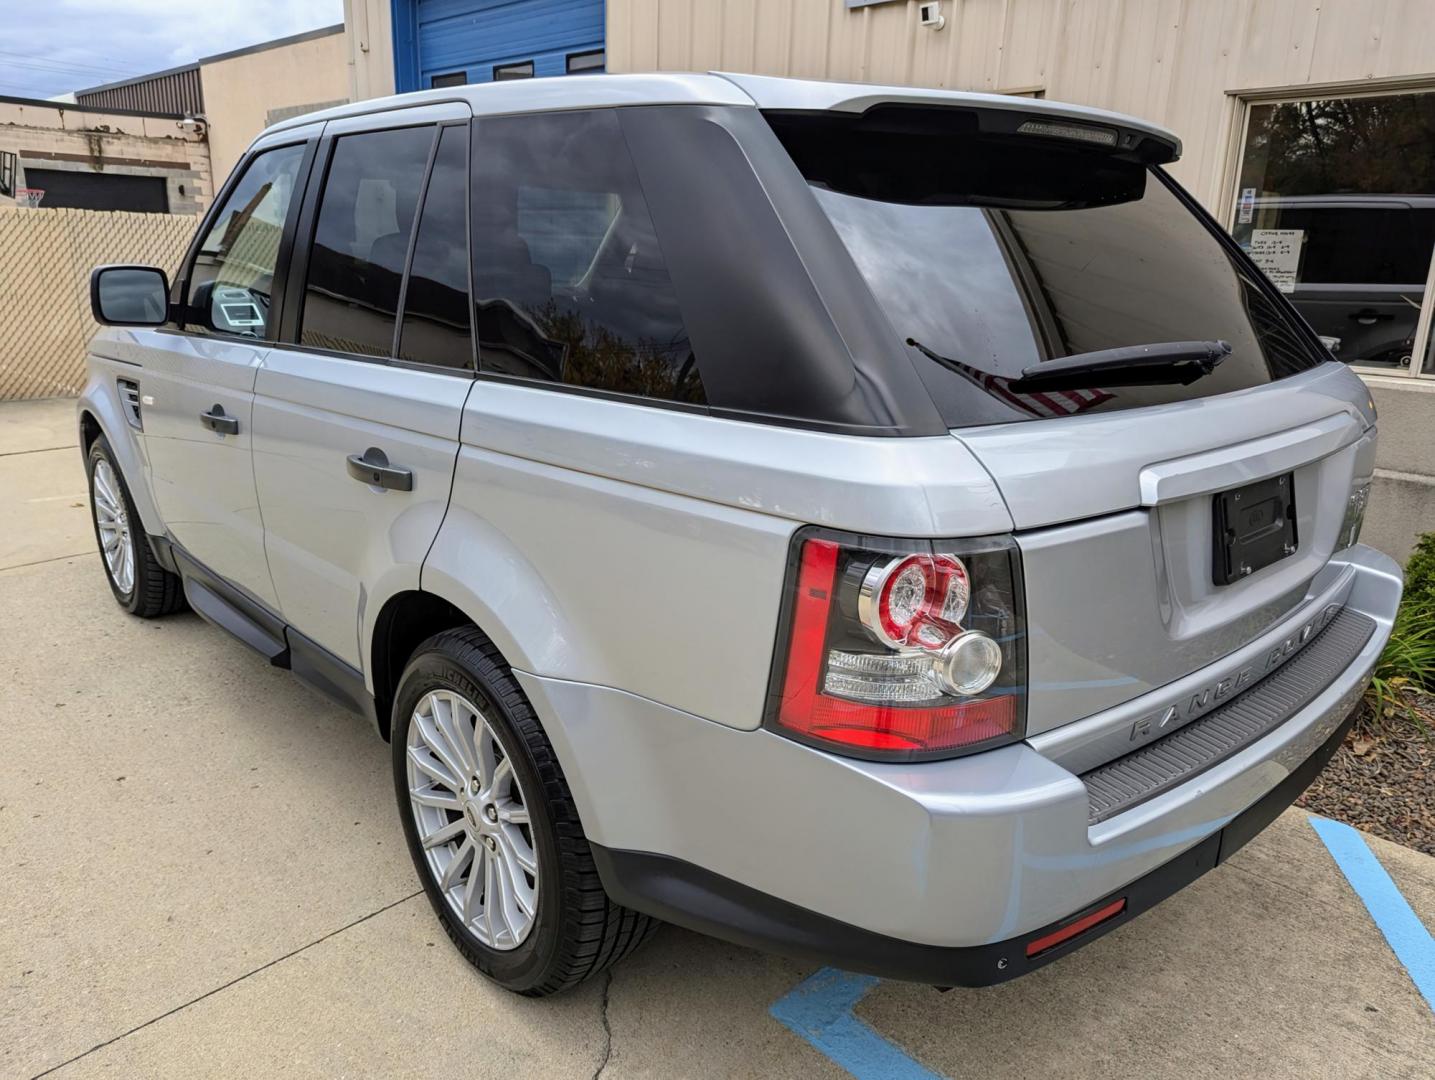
[955,361,1376,735]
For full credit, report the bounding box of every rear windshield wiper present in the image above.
[1012,340,1232,392]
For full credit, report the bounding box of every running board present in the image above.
[176,563,289,665]
[170,541,378,731]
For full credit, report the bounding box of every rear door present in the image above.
[252,107,475,670]
[137,136,313,610]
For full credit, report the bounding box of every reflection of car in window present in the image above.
[1235,195,1435,369]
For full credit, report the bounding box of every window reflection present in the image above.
[397,126,473,369]
[470,110,704,404]
[300,125,434,358]
[1233,93,1435,371]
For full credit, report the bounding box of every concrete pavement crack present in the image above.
[592,968,615,1080]
[0,552,93,574]
[29,890,424,1079]
[0,445,78,457]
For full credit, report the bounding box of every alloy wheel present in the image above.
[92,459,135,596]
[406,689,539,950]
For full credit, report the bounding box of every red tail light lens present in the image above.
[765,528,1026,761]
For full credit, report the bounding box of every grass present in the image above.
[1365,532,1435,736]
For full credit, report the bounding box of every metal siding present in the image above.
[398,0,605,89]
[604,0,1435,211]
[75,67,202,117]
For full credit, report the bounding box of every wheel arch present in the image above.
[76,382,163,536]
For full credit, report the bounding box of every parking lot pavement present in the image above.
[2,396,1432,1079]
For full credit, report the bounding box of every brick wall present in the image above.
[0,208,194,400]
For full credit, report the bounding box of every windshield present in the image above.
[776,111,1326,425]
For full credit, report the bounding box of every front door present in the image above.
[253,114,475,668]
[139,141,310,610]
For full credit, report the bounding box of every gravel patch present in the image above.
[1296,694,1435,856]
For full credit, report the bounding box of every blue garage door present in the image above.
[395,0,605,91]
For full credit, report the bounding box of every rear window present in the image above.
[769,109,1325,426]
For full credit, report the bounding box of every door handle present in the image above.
[1349,309,1392,326]
[200,404,239,435]
[347,447,413,492]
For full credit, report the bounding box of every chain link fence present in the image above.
[0,208,194,400]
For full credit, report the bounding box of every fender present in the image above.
[76,363,163,538]
[415,501,590,680]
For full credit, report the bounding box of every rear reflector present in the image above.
[1024,897,1127,958]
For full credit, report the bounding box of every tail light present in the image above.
[765,528,1026,761]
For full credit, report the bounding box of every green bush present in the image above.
[1402,532,1435,607]
[1367,532,1435,734]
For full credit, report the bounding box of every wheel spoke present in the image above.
[440,836,474,893]
[414,703,466,786]
[408,745,461,792]
[434,692,477,777]
[496,825,538,876]
[411,785,460,811]
[488,754,512,797]
[490,840,527,931]
[421,818,466,851]
[475,727,499,789]
[462,846,482,926]
[482,850,498,943]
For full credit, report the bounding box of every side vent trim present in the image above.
[117,378,142,430]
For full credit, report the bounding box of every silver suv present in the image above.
[80,73,1402,996]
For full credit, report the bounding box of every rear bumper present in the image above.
[589,708,1354,986]
[515,544,1400,977]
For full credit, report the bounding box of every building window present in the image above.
[1231,89,1435,378]
[0,151,15,199]
[430,72,466,88]
[566,51,605,75]
[493,61,534,82]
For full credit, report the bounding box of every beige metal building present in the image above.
[77,25,351,187]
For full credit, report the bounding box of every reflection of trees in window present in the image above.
[1246,95,1435,195]
[483,297,704,404]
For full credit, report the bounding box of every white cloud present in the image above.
[6,1,344,100]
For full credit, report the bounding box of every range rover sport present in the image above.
[80,72,1402,996]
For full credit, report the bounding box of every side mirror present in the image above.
[90,265,169,327]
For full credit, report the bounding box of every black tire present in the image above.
[86,435,186,618]
[392,627,658,996]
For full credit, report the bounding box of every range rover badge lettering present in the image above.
[1129,603,1342,744]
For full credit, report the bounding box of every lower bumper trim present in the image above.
[590,707,1356,987]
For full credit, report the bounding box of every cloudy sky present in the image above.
[7,1,344,100]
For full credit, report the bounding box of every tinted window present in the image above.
[397,126,473,369]
[1255,205,1435,285]
[771,109,1322,426]
[494,62,533,81]
[431,72,466,88]
[186,143,304,338]
[300,126,434,357]
[471,110,703,404]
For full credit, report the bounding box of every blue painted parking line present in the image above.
[769,967,944,1080]
[1309,815,1435,1013]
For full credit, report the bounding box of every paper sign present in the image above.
[1248,228,1303,292]
[1238,187,1256,224]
